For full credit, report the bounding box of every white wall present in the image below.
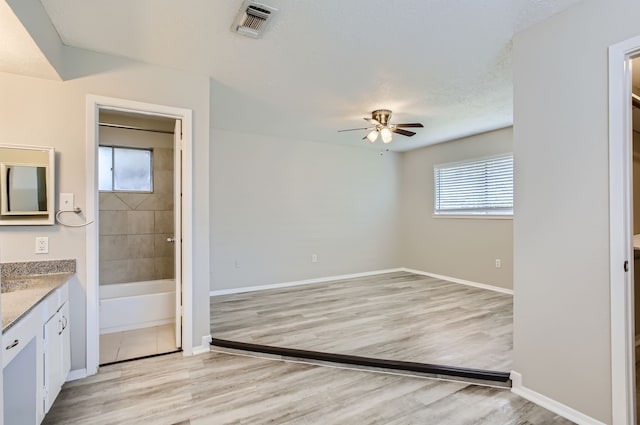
[399,127,513,290]
[210,129,401,290]
[0,46,211,370]
[511,0,640,422]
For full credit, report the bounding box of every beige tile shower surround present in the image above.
[99,147,174,285]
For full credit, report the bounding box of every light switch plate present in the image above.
[60,193,74,211]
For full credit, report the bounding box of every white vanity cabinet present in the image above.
[43,301,70,413]
[2,280,70,425]
[2,306,39,368]
[2,310,39,425]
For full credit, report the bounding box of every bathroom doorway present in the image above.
[84,95,194,375]
[632,57,640,425]
[609,36,640,425]
[96,110,182,364]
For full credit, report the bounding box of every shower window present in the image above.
[99,146,153,192]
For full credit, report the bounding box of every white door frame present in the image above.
[173,119,183,348]
[85,95,194,375]
[609,36,639,425]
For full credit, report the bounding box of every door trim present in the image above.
[173,119,183,348]
[85,95,194,375]
[608,35,639,425]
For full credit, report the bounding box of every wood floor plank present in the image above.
[43,351,573,425]
[210,271,513,371]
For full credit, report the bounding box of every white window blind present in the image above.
[434,154,513,216]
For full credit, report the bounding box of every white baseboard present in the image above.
[510,372,606,425]
[190,335,212,355]
[209,268,405,296]
[65,368,87,382]
[402,268,513,295]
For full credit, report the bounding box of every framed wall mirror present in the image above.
[0,145,55,225]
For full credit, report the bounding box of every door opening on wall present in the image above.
[85,95,194,376]
[96,110,183,365]
[609,36,640,425]
[632,56,640,425]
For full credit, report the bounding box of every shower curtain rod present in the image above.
[99,122,174,135]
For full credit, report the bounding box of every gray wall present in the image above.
[210,128,514,292]
[0,46,211,369]
[511,0,640,421]
[98,126,175,285]
[210,129,402,290]
[399,127,513,290]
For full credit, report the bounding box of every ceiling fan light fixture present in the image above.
[381,127,393,143]
[337,109,423,143]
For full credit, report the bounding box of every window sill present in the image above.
[432,214,513,220]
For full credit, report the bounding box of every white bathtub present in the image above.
[99,279,175,334]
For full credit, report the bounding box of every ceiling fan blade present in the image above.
[391,128,416,137]
[393,123,424,128]
[364,118,381,125]
[338,127,372,132]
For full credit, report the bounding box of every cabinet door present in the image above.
[43,309,63,413]
[59,302,70,382]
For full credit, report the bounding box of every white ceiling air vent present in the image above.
[231,1,278,38]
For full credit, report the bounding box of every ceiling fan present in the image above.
[338,109,424,143]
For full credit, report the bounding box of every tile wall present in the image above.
[99,147,175,285]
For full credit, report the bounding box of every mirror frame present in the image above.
[0,144,55,226]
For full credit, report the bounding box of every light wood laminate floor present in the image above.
[211,272,513,371]
[43,350,573,425]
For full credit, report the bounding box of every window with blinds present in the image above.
[434,153,513,216]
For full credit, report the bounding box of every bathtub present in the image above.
[99,279,176,334]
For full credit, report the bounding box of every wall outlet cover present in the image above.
[35,237,49,254]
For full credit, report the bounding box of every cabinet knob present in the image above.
[5,339,19,350]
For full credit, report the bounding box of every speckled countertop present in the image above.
[1,260,75,333]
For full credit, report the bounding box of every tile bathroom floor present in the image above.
[99,324,178,364]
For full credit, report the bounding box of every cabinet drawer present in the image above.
[2,309,39,367]
[41,282,69,320]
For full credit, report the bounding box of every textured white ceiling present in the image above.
[39,0,583,151]
[0,1,59,80]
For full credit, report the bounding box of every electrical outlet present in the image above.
[35,237,48,254]
[234,259,240,269]
[311,254,318,263]
[495,259,501,268]
[60,193,74,212]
